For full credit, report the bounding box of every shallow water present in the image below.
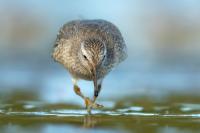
[0,94,200,133]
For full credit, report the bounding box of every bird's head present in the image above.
[79,38,106,91]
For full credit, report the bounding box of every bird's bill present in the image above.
[92,68,98,97]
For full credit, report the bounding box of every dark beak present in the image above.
[92,67,98,97]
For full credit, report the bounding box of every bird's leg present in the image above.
[72,78,99,114]
[73,85,92,113]
[73,84,84,99]
[72,79,90,106]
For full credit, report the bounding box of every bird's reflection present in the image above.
[83,115,99,128]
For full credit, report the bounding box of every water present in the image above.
[0,94,200,133]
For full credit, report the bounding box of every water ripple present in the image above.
[1,109,200,118]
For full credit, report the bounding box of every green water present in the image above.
[0,93,200,133]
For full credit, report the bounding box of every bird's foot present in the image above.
[84,97,104,114]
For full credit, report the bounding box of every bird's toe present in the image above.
[84,97,104,108]
[93,103,104,109]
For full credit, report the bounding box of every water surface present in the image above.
[0,94,200,133]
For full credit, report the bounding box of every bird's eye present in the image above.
[83,55,88,60]
[102,55,105,60]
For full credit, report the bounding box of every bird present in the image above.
[52,19,127,113]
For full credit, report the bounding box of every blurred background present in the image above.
[0,0,200,104]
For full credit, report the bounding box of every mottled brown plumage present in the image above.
[52,19,127,113]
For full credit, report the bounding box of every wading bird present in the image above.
[52,19,127,113]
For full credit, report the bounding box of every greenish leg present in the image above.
[72,78,103,114]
